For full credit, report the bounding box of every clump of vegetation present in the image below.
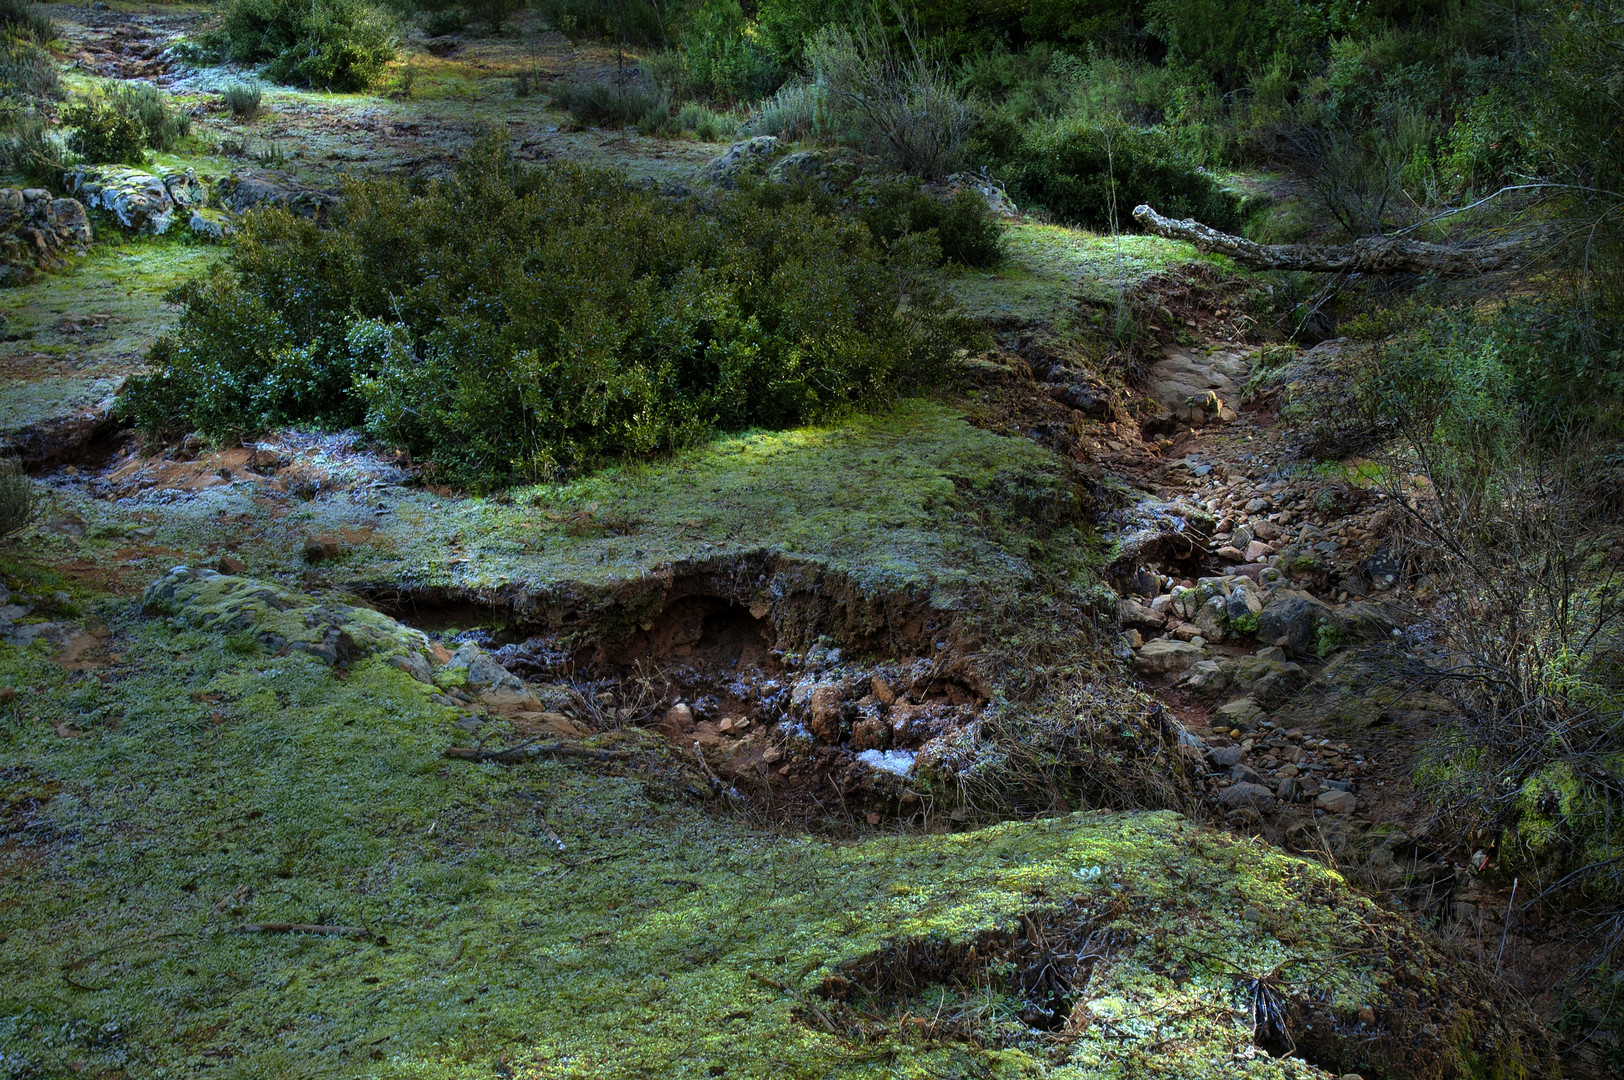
[122,137,958,487]
[220,0,396,91]
[852,174,1002,268]
[61,82,191,164]
[221,79,264,120]
[0,0,52,44]
[996,119,1242,233]
[0,461,37,543]
[550,78,666,130]
[806,19,974,179]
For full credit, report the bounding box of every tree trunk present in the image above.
[1132,204,1526,275]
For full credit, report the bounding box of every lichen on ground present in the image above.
[0,597,1542,1079]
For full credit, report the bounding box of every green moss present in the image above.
[947,222,1224,332]
[0,607,1536,1079]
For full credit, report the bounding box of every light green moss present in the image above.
[0,604,1539,1079]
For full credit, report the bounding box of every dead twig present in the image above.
[234,923,375,940]
[443,742,630,764]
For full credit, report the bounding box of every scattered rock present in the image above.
[1317,789,1358,814]
[1131,638,1204,675]
[303,535,343,563]
[217,555,247,574]
[1219,782,1275,812]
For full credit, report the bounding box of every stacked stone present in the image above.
[0,188,93,285]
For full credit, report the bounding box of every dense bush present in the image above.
[807,21,975,178]
[0,0,52,44]
[0,110,65,185]
[853,175,1002,268]
[62,83,191,164]
[999,119,1241,232]
[221,0,396,91]
[679,0,781,102]
[121,138,957,487]
[538,0,670,45]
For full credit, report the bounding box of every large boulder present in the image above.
[215,174,337,220]
[65,165,176,233]
[0,188,93,284]
[1256,589,1339,656]
[1131,637,1204,675]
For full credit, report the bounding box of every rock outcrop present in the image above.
[0,188,93,285]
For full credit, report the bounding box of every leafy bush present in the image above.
[0,109,66,186]
[466,0,519,33]
[221,0,396,91]
[0,460,37,543]
[222,80,264,120]
[0,0,52,45]
[420,6,465,36]
[121,138,956,487]
[62,83,191,164]
[0,32,58,103]
[999,119,1242,232]
[672,101,735,141]
[538,0,669,46]
[853,175,1002,268]
[680,0,781,102]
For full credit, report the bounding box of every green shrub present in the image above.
[221,0,396,91]
[121,138,956,488]
[222,80,264,120]
[61,82,191,164]
[0,32,58,102]
[550,79,667,129]
[0,460,36,543]
[680,0,781,102]
[0,0,53,45]
[806,20,976,179]
[998,119,1242,232]
[853,175,1002,268]
[466,0,519,33]
[420,6,465,36]
[538,0,669,46]
[672,101,735,141]
[740,78,829,140]
[0,109,66,185]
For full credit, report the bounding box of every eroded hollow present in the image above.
[367,556,994,826]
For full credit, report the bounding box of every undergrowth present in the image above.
[121,137,962,488]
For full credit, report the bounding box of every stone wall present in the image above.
[0,188,93,286]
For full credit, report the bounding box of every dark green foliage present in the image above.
[122,138,956,487]
[221,0,396,91]
[420,6,466,35]
[466,0,520,33]
[538,0,670,45]
[854,175,1002,268]
[549,79,667,129]
[0,0,52,45]
[680,0,781,102]
[0,110,65,185]
[999,120,1241,232]
[61,83,191,164]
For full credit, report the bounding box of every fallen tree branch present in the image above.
[443,742,630,764]
[1132,203,1529,274]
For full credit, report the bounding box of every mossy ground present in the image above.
[948,223,1228,334]
[33,400,1098,612]
[0,604,1520,1080]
